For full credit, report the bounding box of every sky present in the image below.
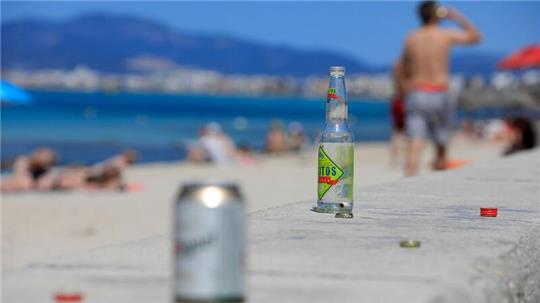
[2,1,539,66]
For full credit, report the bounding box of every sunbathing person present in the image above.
[52,165,124,191]
[187,123,237,165]
[92,149,138,171]
[1,148,58,192]
[2,149,138,192]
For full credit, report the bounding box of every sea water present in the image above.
[1,90,390,166]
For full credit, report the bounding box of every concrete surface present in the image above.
[3,150,540,303]
[2,141,502,270]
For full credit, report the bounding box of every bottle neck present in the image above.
[326,75,348,122]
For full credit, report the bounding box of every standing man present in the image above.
[395,1,481,176]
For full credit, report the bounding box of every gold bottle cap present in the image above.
[399,240,421,248]
[335,212,353,219]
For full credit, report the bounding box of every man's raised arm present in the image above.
[446,8,482,45]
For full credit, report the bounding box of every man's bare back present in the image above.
[399,8,481,90]
[404,27,451,86]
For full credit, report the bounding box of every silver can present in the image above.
[174,182,245,302]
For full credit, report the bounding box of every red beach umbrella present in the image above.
[499,44,540,70]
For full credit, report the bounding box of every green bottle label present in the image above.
[317,143,354,201]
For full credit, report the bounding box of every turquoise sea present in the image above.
[1,90,391,165]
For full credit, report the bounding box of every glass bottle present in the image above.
[315,66,354,217]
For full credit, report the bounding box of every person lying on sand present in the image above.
[51,165,125,191]
[1,149,139,192]
[1,148,58,192]
[92,149,138,171]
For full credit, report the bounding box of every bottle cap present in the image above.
[400,240,421,248]
[54,293,83,302]
[330,66,345,72]
[480,208,498,217]
[330,66,345,77]
[335,212,353,219]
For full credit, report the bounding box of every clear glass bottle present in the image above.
[315,66,354,215]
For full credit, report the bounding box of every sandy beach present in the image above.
[2,139,505,271]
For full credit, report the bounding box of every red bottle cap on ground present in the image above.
[54,293,83,302]
[480,208,498,217]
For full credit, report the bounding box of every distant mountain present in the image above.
[1,14,504,77]
[1,14,376,77]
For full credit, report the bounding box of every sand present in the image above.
[1,139,504,271]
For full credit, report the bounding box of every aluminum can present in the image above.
[174,182,244,302]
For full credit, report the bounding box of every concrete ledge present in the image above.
[248,149,540,302]
[3,150,540,302]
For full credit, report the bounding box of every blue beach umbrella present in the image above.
[0,81,33,105]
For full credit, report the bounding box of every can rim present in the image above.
[181,180,239,188]
[176,181,243,206]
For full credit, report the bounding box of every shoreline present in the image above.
[21,88,389,103]
[1,140,397,168]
